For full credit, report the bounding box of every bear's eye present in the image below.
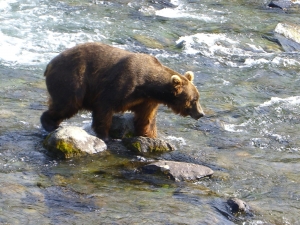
[192,97,198,102]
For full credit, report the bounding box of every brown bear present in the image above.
[41,42,204,141]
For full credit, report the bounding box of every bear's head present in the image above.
[170,71,204,120]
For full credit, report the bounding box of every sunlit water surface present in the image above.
[0,0,300,224]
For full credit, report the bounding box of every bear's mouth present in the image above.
[187,106,205,120]
[190,112,204,120]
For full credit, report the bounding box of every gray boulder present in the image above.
[274,22,300,51]
[122,137,175,155]
[142,160,214,182]
[43,126,107,159]
[268,0,300,10]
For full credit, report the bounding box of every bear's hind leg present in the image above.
[91,108,113,142]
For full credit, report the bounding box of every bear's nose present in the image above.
[194,112,205,120]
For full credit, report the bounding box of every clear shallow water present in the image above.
[0,0,300,224]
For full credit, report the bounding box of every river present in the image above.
[0,0,300,224]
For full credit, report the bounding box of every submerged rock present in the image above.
[142,160,214,182]
[122,136,175,155]
[133,34,164,49]
[274,23,300,51]
[227,198,250,214]
[43,126,107,159]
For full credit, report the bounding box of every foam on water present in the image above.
[222,123,244,133]
[165,135,186,146]
[170,0,180,5]
[176,33,238,56]
[223,96,300,136]
[176,33,300,68]
[154,1,223,22]
[0,1,106,67]
[0,29,85,66]
[156,7,215,21]
[0,2,10,10]
[259,96,300,108]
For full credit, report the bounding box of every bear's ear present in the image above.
[171,75,183,94]
[171,75,182,86]
[184,71,194,82]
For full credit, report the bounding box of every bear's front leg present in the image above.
[133,102,158,138]
[92,109,113,142]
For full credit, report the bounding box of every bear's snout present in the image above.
[192,112,205,120]
[191,111,205,120]
[189,102,205,120]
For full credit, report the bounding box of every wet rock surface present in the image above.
[159,151,223,171]
[268,0,300,10]
[274,22,300,51]
[210,197,253,222]
[227,198,250,214]
[122,136,175,155]
[142,160,214,182]
[43,126,107,159]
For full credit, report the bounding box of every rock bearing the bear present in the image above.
[122,136,175,155]
[43,126,107,159]
[41,42,204,141]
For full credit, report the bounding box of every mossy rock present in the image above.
[43,126,107,159]
[133,35,164,49]
[122,136,174,156]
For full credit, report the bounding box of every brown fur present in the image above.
[40,42,204,141]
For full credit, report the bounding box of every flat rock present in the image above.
[142,160,214,182]
[122,137,175,155]
[43,126,107,159]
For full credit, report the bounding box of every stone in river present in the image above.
[142,160,214,182]
[268,0,300,10]
[43,126,107,159]
[227,198,250,214]
[274,23,300,51]
[268,0,293,9]
[122,137,175,155]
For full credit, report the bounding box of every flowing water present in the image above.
[1,0,300,224]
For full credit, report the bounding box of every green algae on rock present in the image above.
[133,35,164,49]
[43,126,107,159]
[122,136,175,155]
